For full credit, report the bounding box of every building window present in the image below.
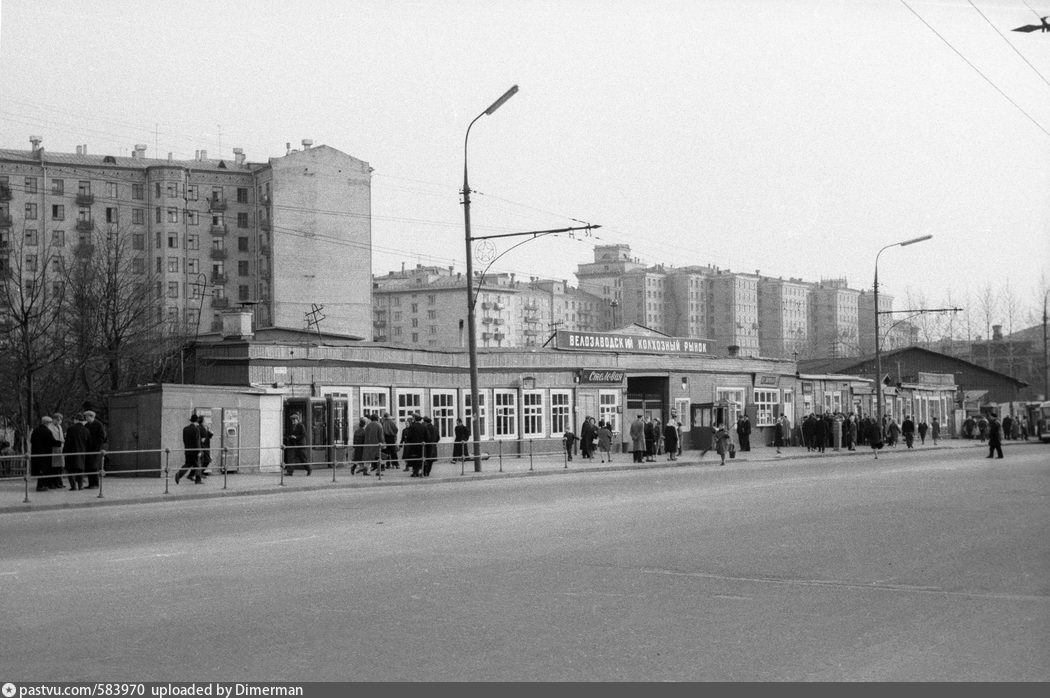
[522,391,544,437]
[396,390,423,427]
[238,236,249,252]
[598,390,620,433]
[464,391,487,440]
[431,390,457,440]
[25,254,37,272]
[106,207,118,224]
[51,230,65,247]
[493,390,517,439]
[25,177,37,194]
[237,187,249,203]
[167,207,178,223]
[132,257,145,274]
[187,185,198,201]
[132,183,144,200]
[51,205,64,221]
[25,229,38,246]
[168,282,179,298]
[187,258,199,275]
[238,285,250,301]
[187,210,198,226]
[168,234,178,249]
[411,318,419,328]
[411,332,418,342]
[167,256,179,273]
[360,388,389,420]
[51,179,64,195]
[427,310,436,320]
[155,183,161,198]
[25,203,37,220]
[155,207,161,223]
[187,234,199,251]
[753,390,779,427]
[238,260,249,276]
[167,182,178,198]
[237,212,248,228]
[108,182,118,199]
[132,208,144,225]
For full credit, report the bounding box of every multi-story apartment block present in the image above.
[707,270,761,355]
[666,266,715,338]
[758,276,810,359]
[857,288,896,355]
[574,243,645,328]
[372,265,603,349]
[0,137,372,338]
[809,278,861,358]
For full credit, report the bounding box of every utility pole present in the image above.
[305,304,326,343]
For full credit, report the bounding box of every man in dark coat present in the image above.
[643,418,656,462]
[63,413,90,490]
[82,410,107,489]
[901,415,916,449]
[381,412,400,469]
[736,415,752,452]
[452,418,470,463]
[362,413,385,473]
[176,414,202,484]
[400,415,428,477]
[579,417,595,460]
[986,414,1004,459]
[283,412,311,476]
[422,416,440,477]
[30,416,62,492]
[662,419,679,461]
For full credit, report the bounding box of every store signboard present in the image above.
[556,330,710,356]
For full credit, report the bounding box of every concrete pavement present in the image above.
[0,437,1041,514]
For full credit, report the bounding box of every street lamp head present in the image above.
[484,85,519,115]
[899,234,933,247]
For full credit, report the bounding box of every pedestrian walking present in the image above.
[82,410,107,489]
[918,420,928,445]
[774,414,787,454]
[931,416,940,445]
[713,424,730,465]
[63,413,89,490]
[283,412,311,476]
[597,420,613,462]
[580,416,595,460]
[175,413,203,485]
[381,412,400,469]
[563,427,577,461]
[452,418,470,464]
[421,416,439,476]
[48,413,66,489]
[867,420,885,460]
[198,418,213,477]
[902,415,915,449]
[362,413,384,474]
[400,414,427,477]
[986,414,1004,459]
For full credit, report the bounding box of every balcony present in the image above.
[493,332,506,341]
[373,319,387,328]
[75,219,95,232]
[524,328,539,335]
[211,272,227,285]
[481,317,493,324]
[209,248,227,260]
[75,193,94,206]
[481,332,492,340]
[260,220,271,232]
[208,198,227,212]
[210,224,228,235]
[211,297,230,309]
[0,214,12,228]
[0,184,11,201]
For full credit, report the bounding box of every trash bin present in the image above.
[833,416,842,451]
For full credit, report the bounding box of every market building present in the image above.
[107,313,874,475]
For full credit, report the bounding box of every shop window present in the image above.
[493,390,517,439]
[522,391,544,437]
[753,390,779,426]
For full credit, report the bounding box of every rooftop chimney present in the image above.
[286,142,291,155]
[992,325,1003,341]
[233,147,245,166]
[301,139,313,149]
[727,345,740,357]
[200,150,207,160]
[29,135,42,150]
[133,144,147,158]
[76,145,83,155]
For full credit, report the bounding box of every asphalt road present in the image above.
[1,447,1047,681]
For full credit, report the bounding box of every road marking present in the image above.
[639,568,1050,602]
[258,535,319,545]
[109,552,188,562]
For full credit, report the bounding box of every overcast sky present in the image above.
[2,0,1048,325]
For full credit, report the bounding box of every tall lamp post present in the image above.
[1043,290,1049,401]
[873,234,932,427]
[462,85,518,472]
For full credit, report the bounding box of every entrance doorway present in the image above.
[626,375,669,425]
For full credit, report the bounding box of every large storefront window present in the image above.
[599,390,620,432]
[494,389,517,439]
[753,390,779,426]
[551,390,572,435]
[716,388,744,427]
[360,387,388,420]
[522,391,544,437]
[431,390,457,440]
[464,391,488,440]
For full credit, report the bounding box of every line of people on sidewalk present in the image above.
[24,409,108,492]
[344,411,464,478]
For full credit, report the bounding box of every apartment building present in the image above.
[808,278,861,358]
[0,137,372,338]
[372,265,603,348]
[758,276,810,359]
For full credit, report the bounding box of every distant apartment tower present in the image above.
[707,271,760,355]
[757,276,810,359]
[0,137,372,337]
[666,266,716,338]
[575,243,645,328]
[809,278,861,358]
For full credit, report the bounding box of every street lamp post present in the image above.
[463,85,518,473]
[873,234,932,428]
[1043,290,1049,401]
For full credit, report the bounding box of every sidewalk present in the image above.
[0,437,1038,514]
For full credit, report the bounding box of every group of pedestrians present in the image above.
[28,409,107,491]
[627,414,682,463]
[564,416,618,462]
[346,411,450,478]
[962,414,1029,442]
